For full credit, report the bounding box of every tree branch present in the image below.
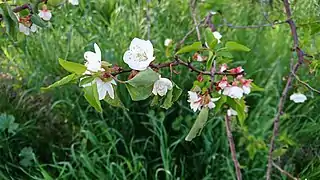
[272,162,300,180]
[266,0,305,179]
[225,114,242,180]
[112,57,244,77]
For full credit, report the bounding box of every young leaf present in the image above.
[79,76,96,87]
[83,83,102,112]
[206,51,214,70]
[226,41,251,52]
[151,95,159,106]
[125,84,153,101]
[30,14,47,28]
[185,107,209,141]
[172,84,182,102]
[104,86,127,109]
[204,28,218,49]
[251,82,264,92]
[41,73,78,90]
[214,95,227,111]
[59,58,87,75]
[161,89,173,109]
[6,4,18,24]
[176,42,203,55]
[126,69,159,87]
[226,97,246,126]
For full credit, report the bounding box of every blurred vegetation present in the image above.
[1,0,320,179]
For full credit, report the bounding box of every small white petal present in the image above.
[207,102,215,109]
[152,78,173,96]
[290,93,307,103]
[227,108,238,116]
[213,31,222,43]
[30,24,37,32]
[68,0,79,5]
[224,86,243,99]
[243,86,251,95]
[105,83,115,99]
[164,39,172,46]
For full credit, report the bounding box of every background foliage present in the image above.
[1,0,320,179]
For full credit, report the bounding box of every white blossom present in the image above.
[196,54,204,62]
[123,38,155,71]
[84,43,103,73]
[164,39,172,46]
[290,93,307,103]
[242,85,251,95]
[219,64,228,73]
[223,86,244,99]
[207,97,220,109]
[213,31,222,44]
[19,23,38,35]
[227,108,238,116]
[187,91,202,112]
[152,77,173,96]
[38,10,52,21]
[82,78,116,100]
[68,0,79,5]
[81,43,116,100]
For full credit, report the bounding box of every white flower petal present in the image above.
[207,102,215,109]
[290,93,307,103]
[227,108,238,116]
[105,83,115,99]
[224,86,243,99]
[68,0,79,5]
[30,24,37,32]
[94,43,101,61]
[243,86,251,95]
[152,78,173,96]
[213,31,222,43]
[164,39,172,46]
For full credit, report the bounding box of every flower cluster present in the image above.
[188,91,220,112]
[81,43,116,100]
[17,15,38,35]
[217,64,252,99]
[38,5,52,21]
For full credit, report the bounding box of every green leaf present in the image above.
[216,49,233,58]
[79,76,95,87]
[126,69,159,87]
[0,113,19,134]
[272,146,288,159]
[204,28,218,49]
[41,74,78,90]
[125,84,153,101]
[161,89,173,109]
[172,84,182,102]
[19,147,34,167]
[83,83,102,112]
[0,4,18,38]
[226,41,251,52]
[185,107,209,141]
[151,95,159,106]
[226,97,246,126]
[6,4,18,24]
[214,95,227,111]
[251,82,264,92]
[176,42,203,55]
[59,58,87,75]
[30,14,46,28]
[104,86,127,109]
[206,51,214,70]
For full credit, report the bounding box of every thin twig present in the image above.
[292,72,320,94]
[190,0,201,41]
[113,57,244,77]
[225,114,242,180]
[272,162,300,180]
[266,0,305,179]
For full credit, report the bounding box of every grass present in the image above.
[1,0,320,179]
